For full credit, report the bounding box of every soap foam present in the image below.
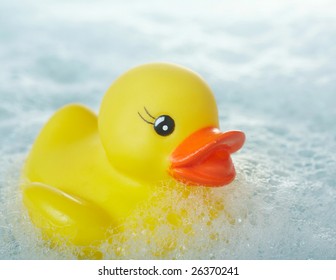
[1,118,335,259]
[1,155,253,259]
[1,0,336,260]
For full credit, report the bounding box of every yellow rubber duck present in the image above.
[21,62,245,254]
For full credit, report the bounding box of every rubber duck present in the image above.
[21,62,245,253]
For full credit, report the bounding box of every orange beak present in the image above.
[170,127,245,187]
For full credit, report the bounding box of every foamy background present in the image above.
[0,0,335,259]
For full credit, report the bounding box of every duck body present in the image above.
[23,104,150,246]
[21,62,245,253]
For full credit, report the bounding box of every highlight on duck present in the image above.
[21,62,245,251]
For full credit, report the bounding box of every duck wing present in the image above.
[23,104,98,183]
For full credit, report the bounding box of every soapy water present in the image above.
[1,0,336,259]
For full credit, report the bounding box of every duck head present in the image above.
[98,63,245,187]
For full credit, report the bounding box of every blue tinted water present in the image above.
[0,0,335,259]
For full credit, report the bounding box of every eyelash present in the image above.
[138,107,155,125]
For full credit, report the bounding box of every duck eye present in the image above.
[154,115,175,136]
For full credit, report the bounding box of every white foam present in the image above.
[1,0,336,259]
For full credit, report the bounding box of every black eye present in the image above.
[154,115,175,136]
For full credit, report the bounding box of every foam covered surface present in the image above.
[1,0,336,259]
